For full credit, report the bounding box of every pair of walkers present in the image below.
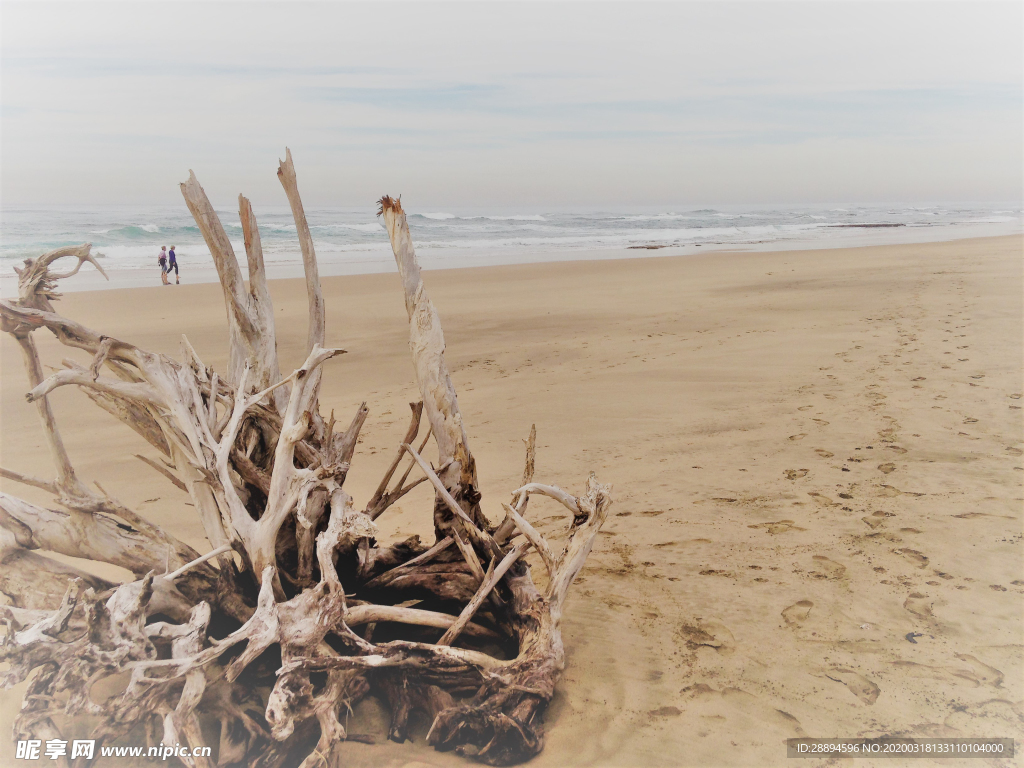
[157,246,179,285]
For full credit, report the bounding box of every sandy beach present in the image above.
[1,234,1021,766]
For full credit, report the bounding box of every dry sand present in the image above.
[2,235,1022,767]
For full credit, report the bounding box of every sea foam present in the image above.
[3,203,1021,290]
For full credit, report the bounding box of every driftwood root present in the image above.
[0,157,611,767]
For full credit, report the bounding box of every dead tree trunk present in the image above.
[0,151,611,767]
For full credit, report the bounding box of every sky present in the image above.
[1,1,1021,208]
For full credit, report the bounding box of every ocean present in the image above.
[2,203,1020,294]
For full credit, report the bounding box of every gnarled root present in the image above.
[0,154,611,767]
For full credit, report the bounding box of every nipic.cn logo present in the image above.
[16,740,212,760]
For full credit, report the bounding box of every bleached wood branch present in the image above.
[28,366,163,407]
[344,604,498,639]
[502,502,555,580]
[367,402,425,519]
[452,529,486,583]
[362,536,455,591]
[134,454,188,492]
[11,334,90,499]
[512,482,581,515]
[0,466,58,494]
[379,197,487,535]
[0,547,112,611]
[547,474,612,603]
[401,442,497,554]
[238,194,288,413]
[0,492,192,576]
[495,424,537,544]
[163,545,233,581]
[181,174,283,406]
[10,244,106,312]
[277,148,325,357]
[243,347,344,586]
[334,401,369,466]
[180,171,254,387]
[437,541,530,647]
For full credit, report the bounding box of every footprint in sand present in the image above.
[953,511,1013,520]
[694,618,735,654]
[648,706,682,717]
[954,653,1005,688]
[868,531,903,543]
[782,600,813,626]
[812,419,829,427]
[748,520,805,535]
[811,555,846,580]
[877,485,904,497]
[825,668,881,705]
[808,492,838,508]
[904,593,933,618]
[784,469,809,480]
[892,655,1004,689]
[878,463,896,474]
[861,512,891,529]
[963,417,978,424]
[798,405,813,411]
[680,686,807,736]
[677,618,736,655]
[896,548,929,568]
[789,433,807,441]
[814,449,834,459]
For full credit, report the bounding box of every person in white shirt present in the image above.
[157,246,169,285]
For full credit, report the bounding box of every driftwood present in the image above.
[0,152,611,767]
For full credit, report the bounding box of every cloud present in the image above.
[1,2,1020,205]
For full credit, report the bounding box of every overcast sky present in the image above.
[2,1,1021,208]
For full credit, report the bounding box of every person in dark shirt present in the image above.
[168,246,179,284]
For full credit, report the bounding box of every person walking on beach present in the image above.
[168,245,179,284]
[158,246,170,285]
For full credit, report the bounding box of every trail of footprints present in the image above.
[764,270,1012,707]
[666,268,1017,716]
[774,269,1020,603]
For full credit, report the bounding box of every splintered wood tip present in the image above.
[377,196,403,216]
